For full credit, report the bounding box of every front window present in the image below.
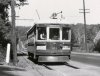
[49,28,60,40]
[62,27,70,40]
[37,27,46,40]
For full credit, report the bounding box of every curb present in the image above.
[71,52,100,56]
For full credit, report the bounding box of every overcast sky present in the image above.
[14,0,100,26]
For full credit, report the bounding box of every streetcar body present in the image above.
[27,19,72,62]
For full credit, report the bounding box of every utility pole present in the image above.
[83,0,87,52]
[11,0,17,65]
[79,0,90,52]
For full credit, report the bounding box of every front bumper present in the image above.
[38,56,69,62]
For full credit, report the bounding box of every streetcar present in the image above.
[27,19,72,62]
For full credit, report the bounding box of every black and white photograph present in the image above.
[0,0,100,76]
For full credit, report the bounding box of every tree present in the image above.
[0,0,28,65]
[0,0,27,47]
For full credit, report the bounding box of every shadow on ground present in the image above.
[0,65,26,76]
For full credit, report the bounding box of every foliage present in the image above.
[0,1,12,47]
[19,0,27,2]
[0,3,9,20]
[16,26,31,41]
[0,0,28,20]
[71,24,100,52]
[0,17,12,47]
[0,0,27,47]
[94,39,100,52]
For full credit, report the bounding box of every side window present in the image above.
[62,27,70,40]
[37,27,47,40]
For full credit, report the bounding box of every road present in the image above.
[0,53,100,76]
[71,52,100,67]
[16,54,100,76]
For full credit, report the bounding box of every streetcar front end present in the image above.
[35,23,72,62]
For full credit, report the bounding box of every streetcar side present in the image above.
[27,26,36,58]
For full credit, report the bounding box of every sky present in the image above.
[12,0,100,26]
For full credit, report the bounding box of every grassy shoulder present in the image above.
[0,46,6,62]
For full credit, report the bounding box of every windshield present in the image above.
[62,27,70,40]
[49,28,60,40]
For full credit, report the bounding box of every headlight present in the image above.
[37,46,46,50]
[62,46,70,50]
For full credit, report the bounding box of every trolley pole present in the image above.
[11,0,17,65]
[79,0,90,52]
[36,9,40,20]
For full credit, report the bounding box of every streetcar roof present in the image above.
[34,19,70,25]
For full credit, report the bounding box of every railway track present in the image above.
[64,62,79,69]
[40,63,80,76]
